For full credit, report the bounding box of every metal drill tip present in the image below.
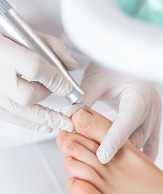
[83,105,94,115]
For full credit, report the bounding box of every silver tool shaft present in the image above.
[0,0,84,104]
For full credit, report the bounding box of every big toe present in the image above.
[72,108,112,144]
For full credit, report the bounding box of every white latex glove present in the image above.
[0,32,78,132]
[81,63,162,164]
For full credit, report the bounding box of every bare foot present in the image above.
[57,109,163,194]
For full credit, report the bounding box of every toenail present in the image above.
[75,108,95,128]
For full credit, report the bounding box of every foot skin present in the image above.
[57,109,163,194]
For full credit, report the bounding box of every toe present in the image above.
[67,178,102,194]
[64,157,105,192]
[57,131,99,153]
[62,140,103,174]
[72,108,112,144]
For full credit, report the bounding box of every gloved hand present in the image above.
[81,63,162,164]
[0,32,78,132]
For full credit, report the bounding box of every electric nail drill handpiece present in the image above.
[0,0,84,104]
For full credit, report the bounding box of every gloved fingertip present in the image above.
[61,126,74,133]
[60,118,74,133]
[61,104,84,118]
[96,146,116,164]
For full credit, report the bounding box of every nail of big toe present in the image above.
[72,108,112,145]
[74,108,94,128]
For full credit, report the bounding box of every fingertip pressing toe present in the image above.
[96,146,115,164]
[96,148,109,164]
[61,120,74,133]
